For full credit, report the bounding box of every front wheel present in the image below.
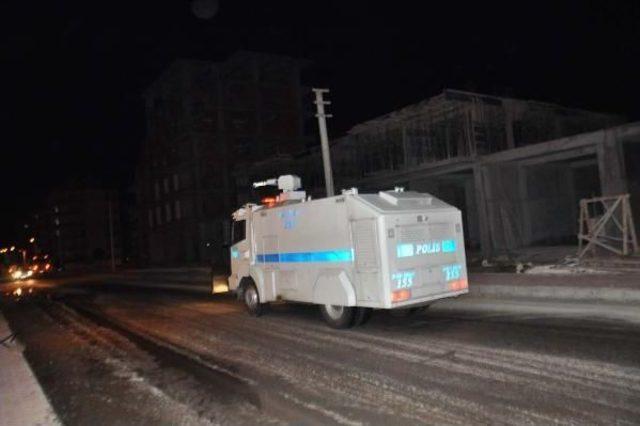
[243,281,263,316]
[320,304,356,329]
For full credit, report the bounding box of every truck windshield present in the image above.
[232,220,246,244]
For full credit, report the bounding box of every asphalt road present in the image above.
[2,277,640,425]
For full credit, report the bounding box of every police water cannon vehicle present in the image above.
[228,175,468,328]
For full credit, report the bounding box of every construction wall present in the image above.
[482,164,578,250]
[479,165,523,251]
[522,165,575,244]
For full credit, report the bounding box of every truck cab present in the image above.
[228,206,252,293]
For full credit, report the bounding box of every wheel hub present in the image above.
[325,304,344,320]
[245,287,258,308]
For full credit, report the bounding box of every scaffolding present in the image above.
[578,194,639,258]
[341,89,622,179]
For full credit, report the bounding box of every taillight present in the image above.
[391,289,411,303]
[449,279,468,291]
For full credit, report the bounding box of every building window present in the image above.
[173,173,179,191]
[165,203,172,222]
[148,209,154,229]
[156,206,162,225]
[163,177,170,194]
[154,181,160,200]
[175,200,181,220]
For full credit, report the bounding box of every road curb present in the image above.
[467,271,640,305]
[0,311,60,426]
[433,297,640,325]
[468,283,640,304]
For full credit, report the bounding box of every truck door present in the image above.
[229,219,249,291]
[352,218,381,303]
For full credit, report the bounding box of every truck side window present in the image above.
[232,220,246,244]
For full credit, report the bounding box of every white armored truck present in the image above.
[228,175,468,328]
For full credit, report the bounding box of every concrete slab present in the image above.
[434,297,640,325]
[470,271,640,289]
[0,310,60,426]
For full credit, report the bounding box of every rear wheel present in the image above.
[320,304,355,329]
[243,281,263,316]
[353,307,373,326]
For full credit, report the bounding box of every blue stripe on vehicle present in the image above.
[257,253,280,263]
[256,249,353,263]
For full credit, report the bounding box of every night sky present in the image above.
[1,0,639,240]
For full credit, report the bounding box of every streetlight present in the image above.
[29,237,35,243]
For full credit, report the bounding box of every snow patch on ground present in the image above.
[525,264,611,275]
[103,356,216,425]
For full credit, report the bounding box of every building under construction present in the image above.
[237,89,640,260]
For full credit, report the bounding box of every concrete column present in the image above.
[473,165,493,259]
[597,129,627,195]
[566,167,578,234]
[517,166,532,245]
[401,125,410,167]
[503,99,516,150]
[463,176,480,248]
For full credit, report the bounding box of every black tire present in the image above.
[319,304,356,329]
[242,280,263,317]
[353,307,373,326]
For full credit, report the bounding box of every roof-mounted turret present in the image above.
[253,175,306,205]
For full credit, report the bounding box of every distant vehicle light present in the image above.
[45,263,51,270]
[13,287,22,296]
[11,270,23,280]
[26,270,33,277]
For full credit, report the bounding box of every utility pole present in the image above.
[312,88,335,197]
[107,195,116,272]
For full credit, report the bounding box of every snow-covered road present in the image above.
[2,279,640,425]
